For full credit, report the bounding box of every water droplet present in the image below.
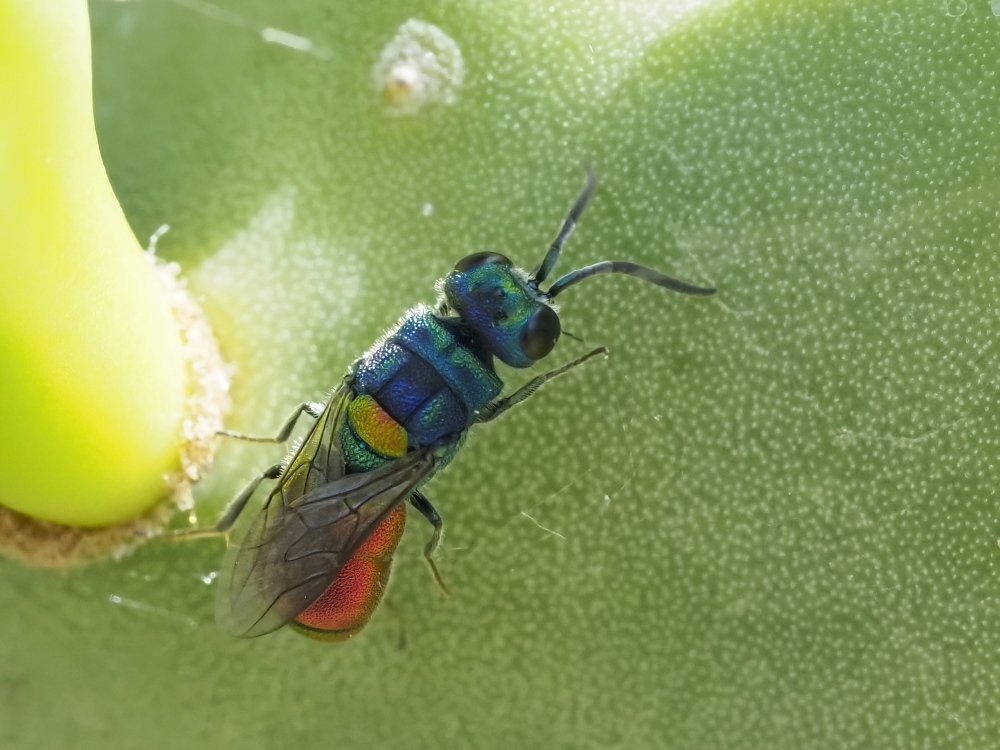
[422,203,434,217]
[991,0,1000,16]
[372,20,464,117]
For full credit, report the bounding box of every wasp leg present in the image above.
[218,401,324,443]
[409,490,451,597]
[475,346,608,423]
[173,463,283,539]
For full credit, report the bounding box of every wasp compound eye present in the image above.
[455,252,512,272]
[519,304,561,361]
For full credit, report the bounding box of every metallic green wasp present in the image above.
[199,171,715,639]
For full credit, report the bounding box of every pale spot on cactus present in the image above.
[372,19,464,116]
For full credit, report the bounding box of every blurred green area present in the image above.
[0,0,188,527]
[2,0,999,747]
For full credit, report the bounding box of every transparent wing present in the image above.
[281,379,353,502]
[214,380,353,637]
[216,380,438,637]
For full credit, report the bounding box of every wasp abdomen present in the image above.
[341,394,408,468]
[291,503,407,641]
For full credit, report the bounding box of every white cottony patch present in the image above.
[372,19,464,116]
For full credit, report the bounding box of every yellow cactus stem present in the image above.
[0,0,229,563]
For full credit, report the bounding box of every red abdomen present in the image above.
[291,504,407,641]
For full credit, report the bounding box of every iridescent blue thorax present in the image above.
[341,306,503,472]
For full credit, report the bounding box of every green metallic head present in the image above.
[443,170,716,369]
[443,253,560,368]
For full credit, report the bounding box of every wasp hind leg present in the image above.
[187,401,321,537]
[172,463,283,540]
[409,490,451,597]
[218,401,324,443]
[475,346,608,423]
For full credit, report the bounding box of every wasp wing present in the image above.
[217,444,438,638]
[289,379,353,499]
[213,379,352,636]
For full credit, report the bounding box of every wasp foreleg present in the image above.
[475,346,608,423]
[218,401,324,443]
[409,490,451,597]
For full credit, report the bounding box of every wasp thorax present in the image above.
[444,259,557,368]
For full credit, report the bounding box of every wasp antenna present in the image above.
[530,168,598,285]
[546,261,716,298]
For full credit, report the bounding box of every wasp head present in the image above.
[441,170,716,370]
[444,252,560,368]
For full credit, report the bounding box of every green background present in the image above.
[3,0,999,747]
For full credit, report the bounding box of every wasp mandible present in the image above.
[198,171,715,640]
